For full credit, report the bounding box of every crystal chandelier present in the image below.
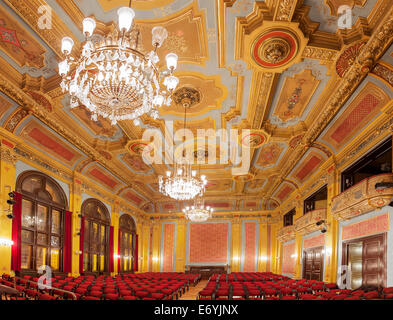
[58,2,180,125]
[158,159,207,200]
[183,197,213,222]
[158,104,207,200]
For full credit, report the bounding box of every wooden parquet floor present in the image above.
[179,280,208,300]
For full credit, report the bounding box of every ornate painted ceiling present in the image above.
[0,0,392,214]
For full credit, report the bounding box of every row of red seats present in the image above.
[1,272,200,301]
[198,272,393,300]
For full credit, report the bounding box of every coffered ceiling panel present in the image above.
[0,0,391,215]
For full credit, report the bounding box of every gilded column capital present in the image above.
[0,146,17,166]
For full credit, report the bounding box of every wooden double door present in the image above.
[302,246,324,281]
[342,233,386,289]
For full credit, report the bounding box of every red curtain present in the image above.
[11,192,22,271]
[63,211,72,273]
[134,234,138,272]
[118,229,121,272]
[109,226,114,273]
[79,216,85,274]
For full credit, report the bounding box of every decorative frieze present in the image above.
[276,225,295,242]
[331,173,393,220]
[295,209,327,235]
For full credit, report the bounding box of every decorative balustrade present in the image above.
[276,225,295,242]
[294,209,326,234]
[331,173,393,221]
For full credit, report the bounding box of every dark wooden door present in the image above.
[303,246,324,281]
[342,233,386,289]
[362,234,386,288]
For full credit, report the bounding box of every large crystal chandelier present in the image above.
[158,105,207,200]
[58,3,180,125]
[183,197,213,222]
[159,159,207,200]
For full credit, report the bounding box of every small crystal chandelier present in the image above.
[159,160,207,200]
[183,197,213,222]
[158,105,207,200]
[58,1,180,125]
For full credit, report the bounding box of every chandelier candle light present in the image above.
[58,4,180,125]
[183,197,213,222]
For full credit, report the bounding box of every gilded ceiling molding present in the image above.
[370,62,393,88]
[235,2,274,60]
[274,0,298,22]
[247,72,277,130]
[0,146,17,166]
[221,75,244,128]
[216,0,236,68]
[301,46,339,63]
[3,0,80,58]
[4,108,30,133]
[268,8,393,212]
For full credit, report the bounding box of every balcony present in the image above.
[331,173,393,221]
[294,209,327,234]
[276,225,295,242]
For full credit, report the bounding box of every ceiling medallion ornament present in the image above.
[242,22,308,73]
[58,2,180,125]
[173,87,201,108]
[239,130,269,148]
[183,197,213,222]
[233,173,255,183]
[251,30,298,68]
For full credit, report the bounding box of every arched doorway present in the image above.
[119,214,136,273]
[16,171,68,273]
[81,199,110,274]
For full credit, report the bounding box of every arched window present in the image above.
[16,171,68,272]
[82,199,110,273]
[119,214,136,273]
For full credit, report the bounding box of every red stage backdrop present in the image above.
[189,222,228,263]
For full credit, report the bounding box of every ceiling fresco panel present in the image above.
[136,2,208,66]
[321,81,391,150]
[290,150,326,184]
[84,163,124,191]
[19,119,84,167]
[272,69,320,122]
[0,4,46,68]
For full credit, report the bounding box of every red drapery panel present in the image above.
[109,226,114,273]
[63,211,72,273]
[118,229,121,272]
[134,234,138,272]
[79,216,85,274]
[11,192,22,271]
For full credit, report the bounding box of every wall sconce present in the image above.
[75,250,82,255]
[291,254,298,259]
[0,238,14,246]
[152,257,159,262]
[259,256,268,261]
[232,256,240,262]
[114,254,121,259]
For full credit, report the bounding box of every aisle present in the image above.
[179,280,208,300]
